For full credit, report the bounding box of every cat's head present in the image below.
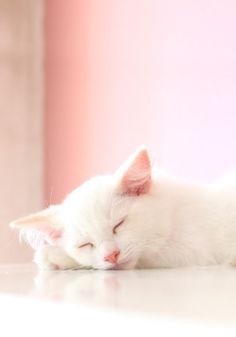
[10,147,153,270]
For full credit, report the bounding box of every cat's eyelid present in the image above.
[113,219,125,234]
[78,242,94,249]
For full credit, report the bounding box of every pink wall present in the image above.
[45,0,236,204]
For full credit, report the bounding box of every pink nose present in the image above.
[104,250,120,264]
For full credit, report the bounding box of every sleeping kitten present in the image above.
[10,147,236,270]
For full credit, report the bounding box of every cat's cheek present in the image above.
[64,246,82,265]
[65,246,95,268]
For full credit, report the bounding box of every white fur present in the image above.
[10,148,236,270]
[34,245,78,270]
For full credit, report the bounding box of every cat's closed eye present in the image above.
[78,242,94,249]
[113,219,125,234]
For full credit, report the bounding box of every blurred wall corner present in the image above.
[44,0,90,204]
[0,0,43,262]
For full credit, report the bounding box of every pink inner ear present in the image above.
[121,149,151,196]
[122,175,151,196]
[36,224,62,241]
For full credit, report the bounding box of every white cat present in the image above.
[10,147,236,270]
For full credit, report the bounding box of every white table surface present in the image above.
[0,264,236,336]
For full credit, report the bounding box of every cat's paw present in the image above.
[34,245,79,270]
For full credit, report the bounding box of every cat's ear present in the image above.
[116,147,152,196]
[9,205,63,244]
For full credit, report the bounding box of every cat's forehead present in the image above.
[62,175,118,226]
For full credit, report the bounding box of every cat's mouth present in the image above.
[99,257,135,270]
[112,260,133,270]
